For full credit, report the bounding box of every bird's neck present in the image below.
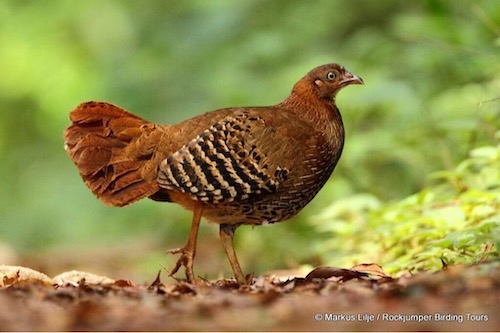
[279,87,343,134]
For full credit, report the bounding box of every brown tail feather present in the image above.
[64,101,165,206]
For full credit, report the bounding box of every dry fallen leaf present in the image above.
[52,270,115,286]
[350,263,392,279]
[113,279,135,287]
[305,266,368,282]
[147,270,162,290]
[0,265,52,286]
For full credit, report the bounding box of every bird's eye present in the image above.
[327,72,336,80]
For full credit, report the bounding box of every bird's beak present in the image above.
[339,71,364,86]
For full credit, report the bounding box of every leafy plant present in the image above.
[311,133,499,275]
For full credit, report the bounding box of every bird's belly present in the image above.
[203,200,300,225]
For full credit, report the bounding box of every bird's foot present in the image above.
[166,246,196,283]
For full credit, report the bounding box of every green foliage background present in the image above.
[0,0,498,280]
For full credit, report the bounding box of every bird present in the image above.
[64,63,363,285]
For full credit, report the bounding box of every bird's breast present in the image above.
[202,126,343,226]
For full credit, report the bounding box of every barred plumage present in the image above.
[157,112,288,204]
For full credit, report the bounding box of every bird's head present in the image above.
[292,63,364,102]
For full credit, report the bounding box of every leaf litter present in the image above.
[0,262,498,331]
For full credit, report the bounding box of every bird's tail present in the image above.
[64,102,165,206]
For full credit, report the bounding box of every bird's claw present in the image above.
[167,246,196,283]
[166,247,183,255]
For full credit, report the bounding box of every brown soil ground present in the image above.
[0,261,498,331]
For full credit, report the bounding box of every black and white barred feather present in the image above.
[157,111,288,204]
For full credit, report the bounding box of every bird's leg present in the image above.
[219,223,247,285]
[167,202,203,283]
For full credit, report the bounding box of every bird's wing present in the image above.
[157,109,308,204]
